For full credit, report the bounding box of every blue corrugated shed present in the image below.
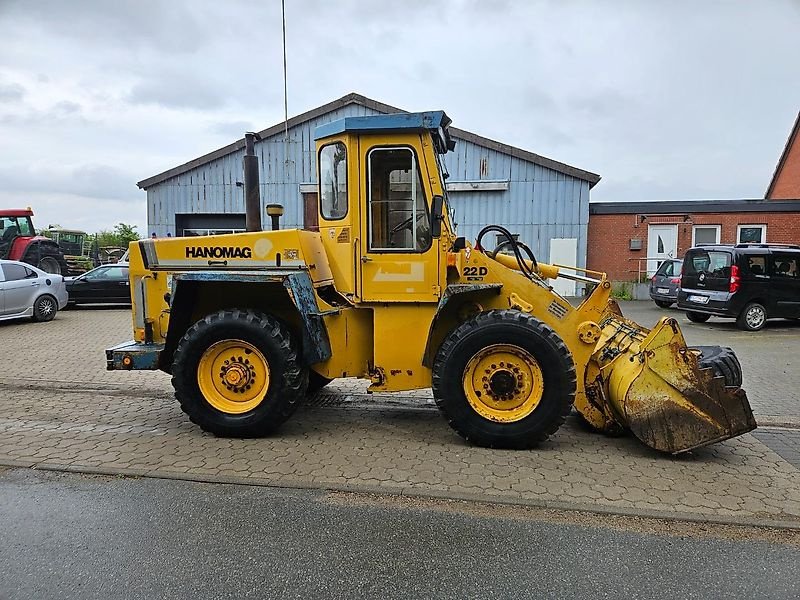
[139,93,599,267]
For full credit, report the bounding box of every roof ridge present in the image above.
[765,109,800,198]
[137,93,600,190]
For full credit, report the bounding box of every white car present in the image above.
[0,259,69,322]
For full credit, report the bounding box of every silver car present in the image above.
[0,259,69,322]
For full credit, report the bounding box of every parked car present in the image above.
[65,264,131,306]
[649,258,683,308]
[0,259,68,322]
[677,243,800,331]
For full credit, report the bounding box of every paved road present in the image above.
[1,468,798,600]
[1,306,799,526]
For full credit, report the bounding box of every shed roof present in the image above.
[137,93,600,190]
[765,110,800,198]
[590,199,800,215]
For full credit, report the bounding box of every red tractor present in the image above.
[0,208,69,275]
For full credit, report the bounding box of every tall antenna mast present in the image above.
[281,0,289,140]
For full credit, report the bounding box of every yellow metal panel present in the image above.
[314,307,374,379]
[370,304,437,390]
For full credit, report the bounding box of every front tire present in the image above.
[172,309,307,437]
[686,311,711,323]
[32,294,58,322]
[737,302,767,331]
[432,310,576,449]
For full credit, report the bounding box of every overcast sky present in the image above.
[1,0,799,235]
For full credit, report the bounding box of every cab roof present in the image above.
[315,111,449,138]
[0,208,33,217]
[314,111,455,153]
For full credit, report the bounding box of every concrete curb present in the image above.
[5,460,798,532]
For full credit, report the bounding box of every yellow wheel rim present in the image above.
[462,343,544,423]
[197,339,270,414]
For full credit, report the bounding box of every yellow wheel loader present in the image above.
[107,112,755,453]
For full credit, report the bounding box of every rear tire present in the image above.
[654,300,673,308]
[172,309,307,437]
[737,302,767,331]
[693,345,743,387]
[32,294,58,322]
[432,310,576,449]
[686,311,711,323]
[37,256,62,275]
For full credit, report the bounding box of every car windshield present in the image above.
[685,250,731,277]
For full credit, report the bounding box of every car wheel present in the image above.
[686,311,711,323]
[737,302,767,331]
[32,294,58,322]
[654,300,673,309]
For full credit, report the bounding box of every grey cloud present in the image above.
[0,164,140,202]
[128,74,227,110]
[0,100,88,126]
[208,120,253,139]
[2,0,208,54]
[0,82,25,103]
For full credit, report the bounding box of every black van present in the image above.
[677,243,800,331]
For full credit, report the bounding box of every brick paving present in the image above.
[0,305,799,526]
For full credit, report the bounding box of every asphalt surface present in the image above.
[1,468,798,600]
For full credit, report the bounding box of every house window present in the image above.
[692,225,720,246]
[737,224,766,244]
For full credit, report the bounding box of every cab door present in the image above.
[358,139,440,303]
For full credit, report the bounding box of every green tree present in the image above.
[113,223,140,245]
[93,223,140,248]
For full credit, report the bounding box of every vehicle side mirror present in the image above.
[431,195,445,238]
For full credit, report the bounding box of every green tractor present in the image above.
[43,228,97,275]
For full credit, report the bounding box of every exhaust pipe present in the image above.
[244,132,262,232]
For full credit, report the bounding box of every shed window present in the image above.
[368,147,430,252]
[319,143,347,220]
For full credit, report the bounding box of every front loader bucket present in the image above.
[605,317,756,454]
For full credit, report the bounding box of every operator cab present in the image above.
[314,112,456,303]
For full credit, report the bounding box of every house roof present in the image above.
[137,93,601,190]
[590,198,800,215]
[765,110,800,198]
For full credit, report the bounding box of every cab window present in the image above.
[319,142,347,220]
[368,147,430,252]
